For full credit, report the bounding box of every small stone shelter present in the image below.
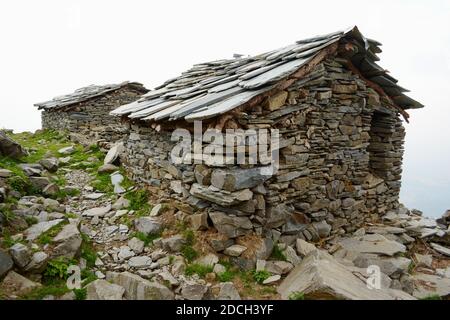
[35,82,148,143]
[112,26,423,245]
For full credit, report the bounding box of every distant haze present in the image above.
[1,0,449,218]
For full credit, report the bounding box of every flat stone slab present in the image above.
[278,250,415,300]
[430,243,450,257]
[338,234,406,256]
[412,273,450,299]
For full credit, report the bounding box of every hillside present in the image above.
[0,130,449,300]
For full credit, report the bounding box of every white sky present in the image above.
[1,0,449,217]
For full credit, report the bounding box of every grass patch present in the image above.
[44,257,72,279]
[21,281,70,300]
[80,233,97,268]
[252,270,271,284]
[73,288,87,300]
[420,294,442,300]
[270,244,287,261]
[37,221,67,245]
[288,291,305,300]
[185,264,214,278]
[1,229,25,248]
[125,189,150,211]
[180,229,198,262]
[25,216,39,226]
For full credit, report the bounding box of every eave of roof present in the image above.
[111,26,423,123]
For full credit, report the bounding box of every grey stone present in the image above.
[112,197,130,210]
[216,282,241,300]
[106,271,174,300]
[118,246,135,261]
[30,177,51,191]
[150,204,163,217]
[39,158,59,172]
[86,279,125,300]
[104,142,124,165]
[430,243,450,257]
[189,213,209,231]
[52,223,82,259]
[128,256,153,269]
[0,250,13,277]
[0,132,26,159]
[0,168,13,178]
[412,273,450,299]
[9,243,32,269]
[128,237,145,254]
[338,234,406,256]
[43,183,60,197]
[181,284,209,300]
[284,245,301,265]
[190,183,253,207]
[24,219,64,241]
[414,253,433,268]
[24,251,48,273]
[83,205,112,217]
[296,239,317,257]
[98,164,119,174]
[0,271,41,296]
[263,275,281,284]
[224,245,247,257]
[195,253,219,267]
[209,211,253,238]
[161,235,185,252]
[278,250,415,300]
[58,146,75,155]
[211,167,271,192]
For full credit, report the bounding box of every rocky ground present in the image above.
[0,129,449,300]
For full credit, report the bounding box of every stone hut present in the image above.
[35,82,149,144]
[111,26,423,246]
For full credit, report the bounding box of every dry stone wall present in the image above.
[41,85,145,144]
[121,57,406,247]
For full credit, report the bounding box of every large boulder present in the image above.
[106,271,174,300]
[0,271,41,296]
[337,234,406,257]
[278,250,415,300]
[86,279,125,300]
[104,142,124,165]
[52,223,82,259]
[0,131,26,159]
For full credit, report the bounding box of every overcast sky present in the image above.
[1,0,449,217]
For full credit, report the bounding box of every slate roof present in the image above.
[35,81,148,110]
[111,26,423,122]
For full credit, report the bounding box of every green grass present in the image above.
[185,264,214,278]
[125,189,150,211]
[252,270,271,284]
[270,244,287,261]
[217,270,236,282]
[37,221,67,245]
[180,229,198,262]
[1,229,25,248]
[44,257,72,279]
[419,294,442,300]
[288,291,305,300]
[73,288,87,300]
[25,216,39,226]
[181,245,198,262]
[80,233,97,268]
[21,281,71,300]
